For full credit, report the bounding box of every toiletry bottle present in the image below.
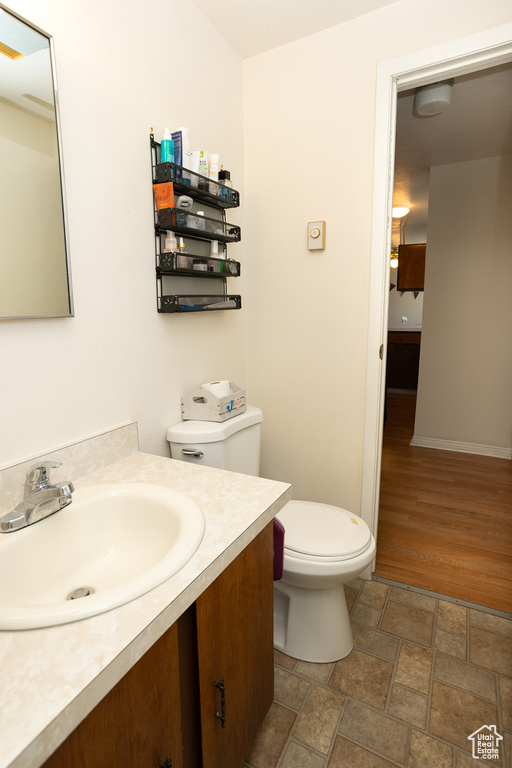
[196,210,206,231]
[153,182,174,211]
[176,194,193,226]
[161,127,175,164]
[162,231,178,269]
[177,237,188,269]
[209,153,219,194]
[172,127,191,169]
[162,231,177,252]
[198,150,209,190]
[218,168,233,201]
[210,239,221,272]
[171,127,191,183]
[190,151,200,188]
[171,130,182,167]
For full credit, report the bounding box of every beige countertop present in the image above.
[0,451,291,768]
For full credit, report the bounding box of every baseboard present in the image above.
[372,576,512,620]
[409,435,512,460]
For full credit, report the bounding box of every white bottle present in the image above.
[196,211,206,231]
[162,231,178,269]
[210,239,221,272]
[209,153,219,194]
[162,231,177,252]
[190,151,200,188]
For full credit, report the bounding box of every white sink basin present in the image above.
[0,483,205,630]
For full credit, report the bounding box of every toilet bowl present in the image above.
[273,500,376,663]
[167,406,376,665]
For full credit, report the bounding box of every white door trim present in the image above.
[361,23,512,549]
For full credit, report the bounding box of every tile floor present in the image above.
[245,579,512,768]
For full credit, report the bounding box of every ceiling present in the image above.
[189,0,400,59]
[3,1,511,227]
[393,63,512,244]
[187,1,512,244]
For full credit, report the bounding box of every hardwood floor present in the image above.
[375,393,512,613]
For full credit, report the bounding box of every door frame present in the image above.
[361,23,512,555]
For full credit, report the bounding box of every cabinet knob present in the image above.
[215,677,226,728]
[159,759,173,768]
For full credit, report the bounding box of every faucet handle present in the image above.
[25,461,61,493]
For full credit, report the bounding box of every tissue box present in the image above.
[181,382,247,422]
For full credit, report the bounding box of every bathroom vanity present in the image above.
[0,451,291,768]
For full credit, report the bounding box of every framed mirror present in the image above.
[0,4,73,319]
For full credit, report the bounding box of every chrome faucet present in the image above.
[0,461,74,533]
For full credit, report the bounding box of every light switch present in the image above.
[308,221,326,250]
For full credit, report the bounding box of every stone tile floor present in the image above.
[245,579,512,768]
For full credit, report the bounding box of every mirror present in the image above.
[0,4,73,319]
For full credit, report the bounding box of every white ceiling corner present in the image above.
[188,0,401,59]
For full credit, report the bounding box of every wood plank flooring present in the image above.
[375,393,512,612]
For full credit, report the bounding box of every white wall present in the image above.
[387,285,424,328]
[414,154,512,451]
[0,0,246,466]
[2,0,511,491]
[243,0,512,510]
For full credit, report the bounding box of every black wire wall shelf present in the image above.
[155,161,239,209]
[151,135,239,209]
[158,295,242,313]
[150,133,242,314]
[158,251,240,277]
[155,209,241,244]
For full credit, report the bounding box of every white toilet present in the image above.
[167,406,376,663]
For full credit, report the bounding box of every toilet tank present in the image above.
[167,406,263,476]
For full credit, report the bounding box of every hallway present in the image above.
[375,394,512,613]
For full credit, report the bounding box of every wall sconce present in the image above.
[390,248,399,269]
[392,206,410,218]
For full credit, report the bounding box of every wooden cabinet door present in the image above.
[387,332,422,389]
[397,243,426,291]
[43,622,183,768]
[196,523,274,768]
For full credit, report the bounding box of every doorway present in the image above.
[361,25,512,610]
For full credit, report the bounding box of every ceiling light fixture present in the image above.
[0,40,23,59]
[392,206,410,218]
[415,79,454,116]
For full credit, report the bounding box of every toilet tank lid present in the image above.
[167,405,263,444]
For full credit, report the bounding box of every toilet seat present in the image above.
[278,500,372,562]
